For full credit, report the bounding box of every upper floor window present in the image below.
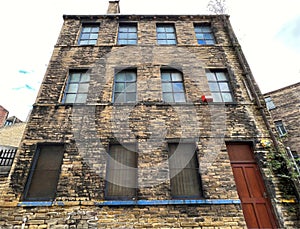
[264,97,276,110]
[113,70,137,103]
[23,144,64,201]
[156,24,177,45]
[78,24,99,45]
[275,120,287,137]
[168,143,202,198]
[206,70,233,102]
[105,144,137,200]
[161,70,186,103]
[63,70,90,104]
[194,25,215,45]
[118,23,137,45]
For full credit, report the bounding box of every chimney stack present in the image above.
[107,0,120,14]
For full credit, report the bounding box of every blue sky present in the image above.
[0,0,299,121]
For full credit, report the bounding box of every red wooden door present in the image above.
[226,143,278,229]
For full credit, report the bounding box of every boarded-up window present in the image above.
[168,143,202,198]
[105,144,137,200]
[23,144,64,201]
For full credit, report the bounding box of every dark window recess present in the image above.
[168,143,202,198]
[105,144,137,200]
[23,144,64,201]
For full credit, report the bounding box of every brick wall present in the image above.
[0,105,9,127]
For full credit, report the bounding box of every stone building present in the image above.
[264,82,300,158]
[0,1,299,228]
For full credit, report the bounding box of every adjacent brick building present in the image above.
[264,82,300,157]
[0,1,299,228]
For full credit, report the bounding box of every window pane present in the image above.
[65,94,76,103]
[82,27,91,32]
[204,33,213,39]
[91,27,99,32]
[163,93,174,102]
[212,93,222,102]
[90,34,98,39]
[161,73,171,81]
[166,27,175,32]
[75,94,87,103]
[119,33,127,39]
[196,34,204,39]
[156,27,165,32]
[126,72,136,82]
[114,93,125,103]
[158,40,167,45]
[115,83,125,92]
[167,40,176,45]
[126,83,136,92]
[202,27,211,32]
[174,93,186,102]
[162,83,172,92]
[119,27,128,32]
[127,40,137,45]
[81,34,89,39]
[128,33,137,39]
[118,39,127,45]
[157,33,167,39]
[78,83,89,93]
[116,73,126,82]
[67,84,78,93]
[80,73,90,82]
[88,40,97,45]
[222,93,233,102]
[208,82,219,91]
[206,73,216,81]
[216,72,227,81]
[173,83,184,92]
[171,72,182,81]
[70,73,81,82]
[128,27,137,32]
[126,93,136,102]
[167,33,176,39]
[219,82,230,91]
[206,40,215,45]
[197,39,205,45]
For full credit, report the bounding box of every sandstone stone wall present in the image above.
[0,14,298,228]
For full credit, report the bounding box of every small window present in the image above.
[113,70,137,103]
[168,143,202,198]
[206,70,233,102]
[105,144,137,200]
[23,144,64,201]
[161,70,186,103]
[265,97,276,110]
[118,23,137,45]
[156,24,177,45]
[78,24,99,45]
[0,147,17,176]
[63,70,90,104]
[275,120,287,137]
[194,25,215,45]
